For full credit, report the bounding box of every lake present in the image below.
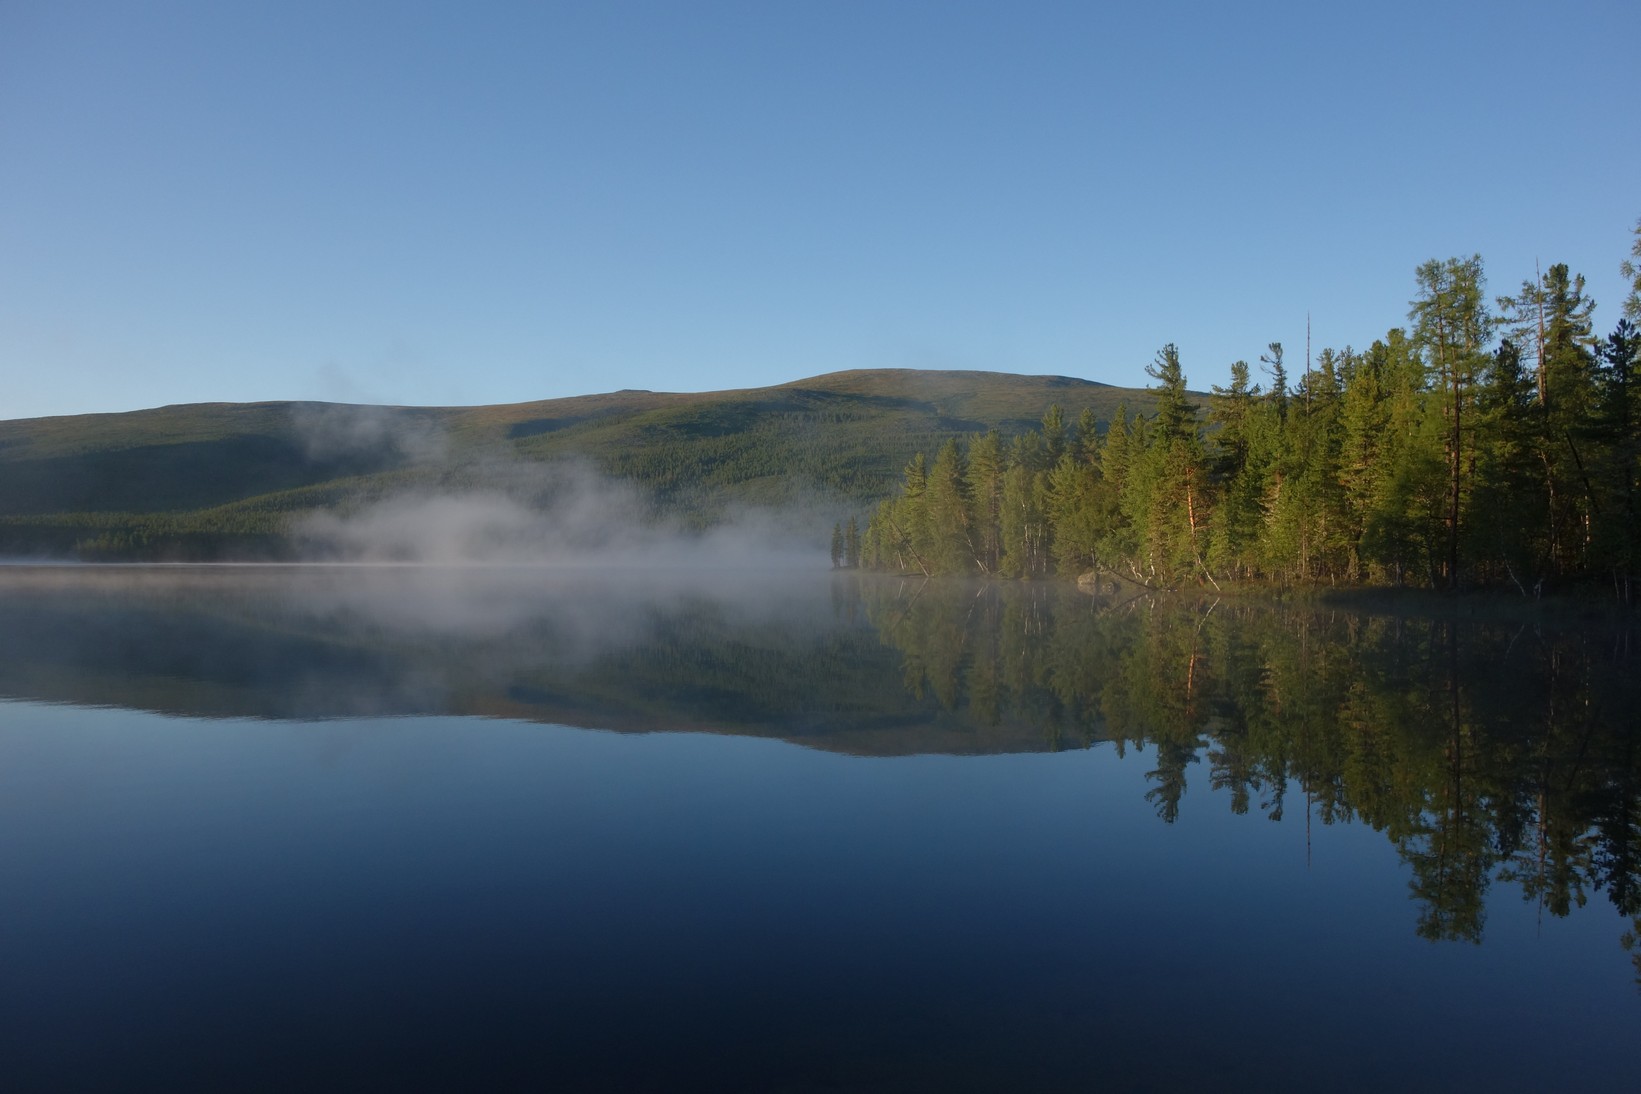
[1,565,1637,1091]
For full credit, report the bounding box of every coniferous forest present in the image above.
[861,226,1641,601]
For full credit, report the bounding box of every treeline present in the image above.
[865,231,1641,599]
[0,510,295,561]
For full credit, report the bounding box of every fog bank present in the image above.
[294,460,829,570]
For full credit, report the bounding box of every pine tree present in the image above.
[1208,361,1256,477]
[864,456,935,575]
[1147,343,1196,445]
[924,438,974,574]
[1337,343,1390,579]
[1594,320,1641,600]
[1075,407,1101,465]
[1132,345,1208,582]
[1468,340,1544,590]
[1353,328,1444,585]
[965,430,1005,574]
[1207,360,1262,577]
[1496,262,1601,577]
[1260,342,1289,424]
[896,452,932,574]
[862,499,896,569]
[1041,405,1067,466]
[1096,405,1137,564]
[1621,217,1641,322]
[1047,449,1098,574]
[1000,433,1050,577]
[1293,346,1349,580]
[1411,255,1491,588]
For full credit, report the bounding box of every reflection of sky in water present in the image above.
[2,700,1635,1091]
[1,568,1639,1088]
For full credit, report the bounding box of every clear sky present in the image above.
[2,0,1637,419]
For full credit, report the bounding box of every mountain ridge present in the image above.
[0,368,1159,559]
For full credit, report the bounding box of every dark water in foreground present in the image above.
[0,566,1637,1091]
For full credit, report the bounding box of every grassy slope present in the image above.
[0,369,1157,556]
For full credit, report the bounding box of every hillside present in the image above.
[0,369,1156,559]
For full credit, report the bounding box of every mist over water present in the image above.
[0,563,858,728]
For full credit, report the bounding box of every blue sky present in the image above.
[2,0,1637,419]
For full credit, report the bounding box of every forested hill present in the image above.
[0,368,1155,559]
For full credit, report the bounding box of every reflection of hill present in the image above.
[0,566,1066,757]
[2,565,1638,964]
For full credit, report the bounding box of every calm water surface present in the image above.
[0,566,1636,1091]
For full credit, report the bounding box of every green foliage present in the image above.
[867,226,1641,597]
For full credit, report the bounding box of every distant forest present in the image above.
[858,223,1641,601]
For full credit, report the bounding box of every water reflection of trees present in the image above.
[856,578,1641,964]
